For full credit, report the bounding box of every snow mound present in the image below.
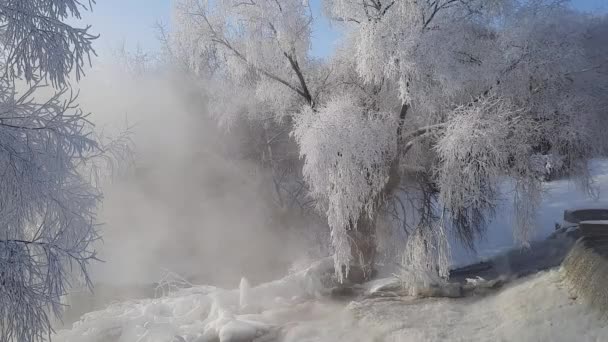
[55,259,335,342]
[364,277,402,295]
[57,260,608,342]
[350,270,608,341]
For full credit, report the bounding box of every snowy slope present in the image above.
[353,270,608,342]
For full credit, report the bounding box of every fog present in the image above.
[65,62,324,302]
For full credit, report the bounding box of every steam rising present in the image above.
[75,63,321,288]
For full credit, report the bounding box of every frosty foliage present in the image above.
[327,0,507,108]
[172,0,316,120]
[293,95,397,279]
[400,221,450,285]
[328,0,606,276]
[173,0,608,282]
[0,0,97,86]
[155,270,194,298]
[0,1,127,341]
[0,84,102,342]
[436,95,542,246]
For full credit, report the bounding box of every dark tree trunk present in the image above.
[345,213,378,283]
[344,103,409,283]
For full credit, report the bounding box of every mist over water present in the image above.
[72,63,323,289]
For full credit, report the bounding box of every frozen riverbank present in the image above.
[56,263,607,342]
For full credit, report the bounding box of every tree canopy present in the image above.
[0,1,129,340]
[172,0,608,281]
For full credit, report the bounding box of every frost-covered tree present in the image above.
[318,0,608,279]
[171,0,376,280]
[0,1,123,341]
[171,0,331,234]
[173,0,608,282]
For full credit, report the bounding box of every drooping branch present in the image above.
[0,2,98,86]
[421,0,466,30]
[284,51,313,105]
[197,8,313,105]
[403,123,447,142]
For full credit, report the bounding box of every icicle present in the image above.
[239,277,250,310]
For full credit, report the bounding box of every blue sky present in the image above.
[77,0,341,58]
[78,0,606,59]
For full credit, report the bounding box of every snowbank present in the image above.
[55,259,338,342]
[350,270,608,341]
[57,263,608,342]
[57,249,608,342]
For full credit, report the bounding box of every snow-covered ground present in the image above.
[353,270,608,341]
[55,265,607,341]
[55,160,608,342]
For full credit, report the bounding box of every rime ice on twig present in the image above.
[0,1,131,341]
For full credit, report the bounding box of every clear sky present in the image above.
[78,0,606,60]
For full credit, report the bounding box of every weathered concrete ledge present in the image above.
[564,208,608,224]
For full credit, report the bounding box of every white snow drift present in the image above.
[56,266,608,342]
